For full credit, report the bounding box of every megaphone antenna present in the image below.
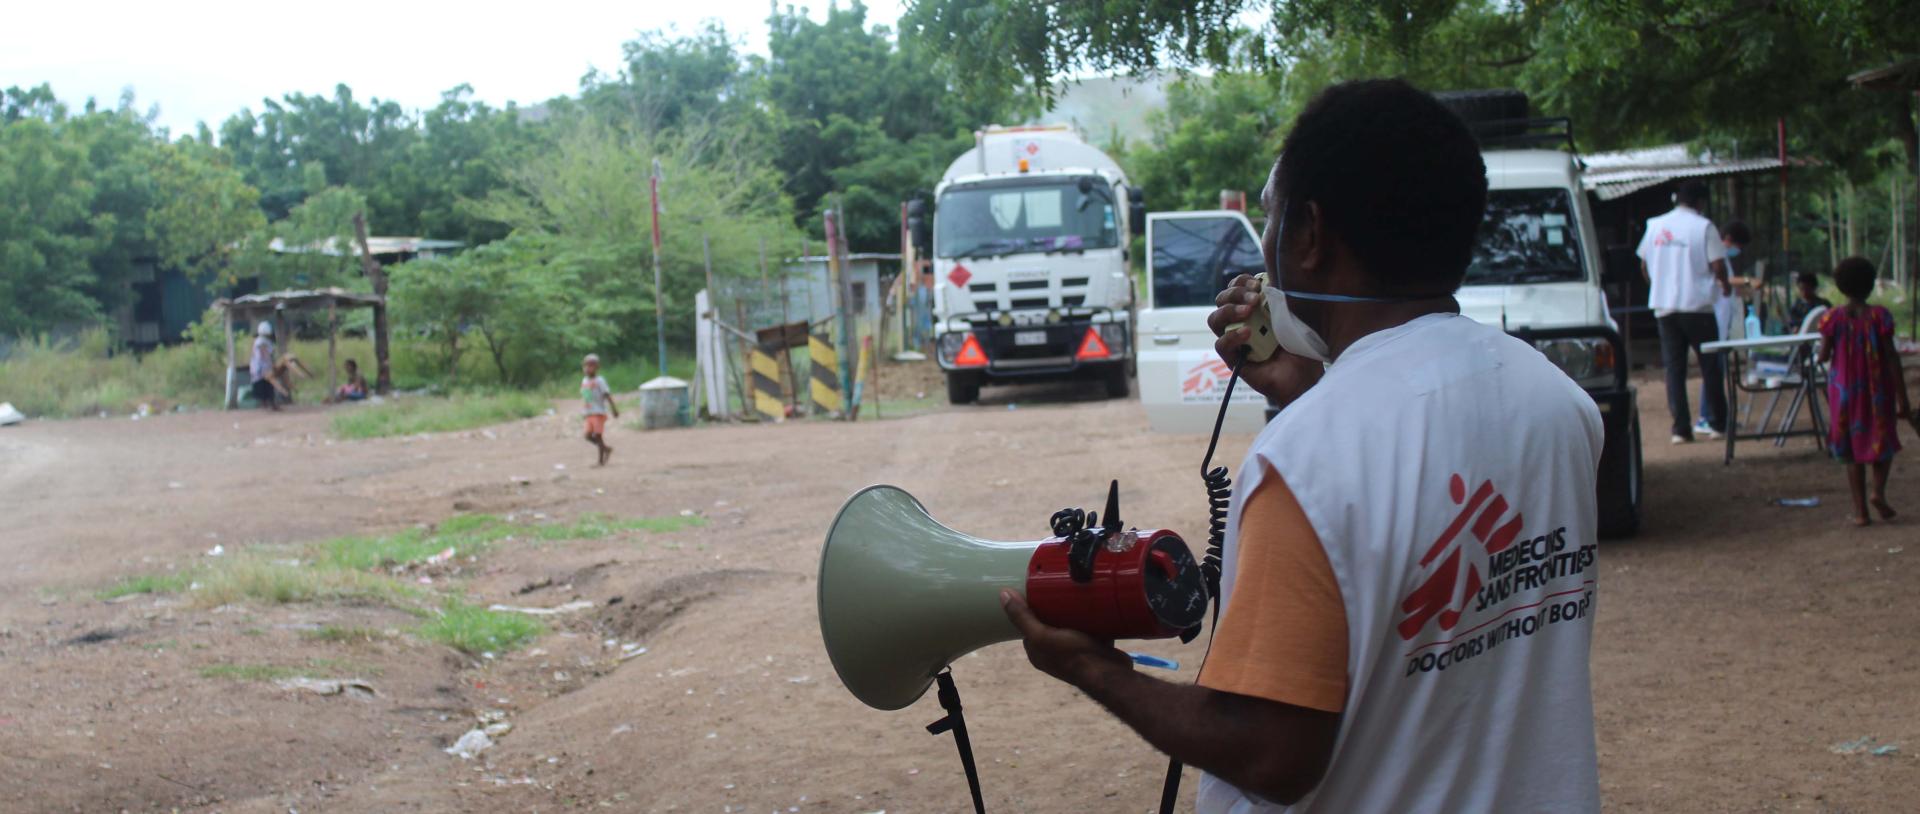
[1101,479,1122,535]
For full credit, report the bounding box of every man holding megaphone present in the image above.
[1000,80,1604,813]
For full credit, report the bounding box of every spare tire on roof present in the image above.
[1433,89,1530,140]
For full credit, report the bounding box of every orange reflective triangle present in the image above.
[1075,327,1110,360]
[954,333,989,367]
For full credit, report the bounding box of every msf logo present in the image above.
[1182,358,1234,398]
[1397,474,1526,641]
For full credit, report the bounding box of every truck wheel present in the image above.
[1597,410,1643,539]
[1103,363,1130,399]
[946,371,981,405]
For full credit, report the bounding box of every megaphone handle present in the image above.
[926,670,987,814]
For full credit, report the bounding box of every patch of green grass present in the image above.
[415,600,545,654]
[524,513,706,542]
[190,559,421,608]
[311,514,519,571]
[331,391,551,440]
[302,625,388,644]
[96,571,196,600]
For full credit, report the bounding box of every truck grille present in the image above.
[960,276,1093,311]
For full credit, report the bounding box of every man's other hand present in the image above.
[1208,274,1325,409]
[1001,589,1131,689]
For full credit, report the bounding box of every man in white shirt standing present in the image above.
[999,79,1603,813]
[1638,181,1732,444]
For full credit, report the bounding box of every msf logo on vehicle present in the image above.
[1181,358,1234,400]
[1397,474,1527,641]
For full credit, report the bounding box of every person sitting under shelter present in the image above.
[333,359,369,402]
[250,321,280,411]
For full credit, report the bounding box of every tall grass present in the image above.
[0,312,704,421]
[0,329,218,418]
[330,391,550,439]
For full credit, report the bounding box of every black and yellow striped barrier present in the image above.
[809,333,844,415]
[749,346,786,422]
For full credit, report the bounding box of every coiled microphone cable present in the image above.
[1158,351,1247,814]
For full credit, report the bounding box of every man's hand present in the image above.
[1208,274,1324,408]
[1001,589,1132,689]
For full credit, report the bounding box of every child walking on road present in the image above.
[581,354,620,466]
[1817,257,1917,526]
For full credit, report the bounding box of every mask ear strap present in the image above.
[1283,290,1439,304]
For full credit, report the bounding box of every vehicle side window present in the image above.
[1151,217,1263,308]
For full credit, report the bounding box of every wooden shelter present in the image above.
[215,288,386,409]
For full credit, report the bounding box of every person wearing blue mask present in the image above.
[1696,220,1751,437]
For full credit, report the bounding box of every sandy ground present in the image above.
[0,361,1916,813]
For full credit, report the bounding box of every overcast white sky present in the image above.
[3,0,912,137]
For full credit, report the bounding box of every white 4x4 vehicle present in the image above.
[1137,91,1643,538]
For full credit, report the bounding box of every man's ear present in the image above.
[1296,201,1326,278]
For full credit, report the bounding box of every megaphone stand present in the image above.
[925,669,986,814]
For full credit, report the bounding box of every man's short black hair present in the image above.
[1795,271,1820,289]
[1833,256,1876,300]
[1723,220,1751,246]
[1677,181,1710,209]
[1275,79,1488,293]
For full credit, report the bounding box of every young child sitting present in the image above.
[335,359,369,402]
[1788,271,1833,332]
[1816,257,1917,526]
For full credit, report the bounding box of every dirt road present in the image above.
[0,369,1915,812]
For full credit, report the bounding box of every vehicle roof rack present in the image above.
[1467,116,1579,154]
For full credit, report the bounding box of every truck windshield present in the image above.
[1465,189,1586,286]
[1150,216,1264,308]
[935,177,1118,259]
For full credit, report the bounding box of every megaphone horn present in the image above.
[818,484,1208,711]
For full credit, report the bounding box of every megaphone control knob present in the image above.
[1149,549,1176,579]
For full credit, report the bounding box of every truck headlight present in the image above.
[1098,323,1128,358]
[937,332,966,366]
[1533,337,1616,388]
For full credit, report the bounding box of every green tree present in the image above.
[906,0,1920,176]
[767,1,1029,250]
[0,85,265,336]
[219,84,419,223]
[465,115,799,358]
[0,114,100,334]
[148,140,266,285]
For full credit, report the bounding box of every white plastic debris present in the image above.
[487,600,596,616]
[424,547,457,566]
[275,677,377,698]
[206,545,225,557]
[0,402,24,426]
[445,729,494,759]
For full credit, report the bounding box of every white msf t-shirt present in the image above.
[1637,205,1725,317]
[1199,313,1604,814]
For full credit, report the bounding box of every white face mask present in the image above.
[1263,285,1407,364]
[1262,200,1427,363]
[1263,285,1331,363]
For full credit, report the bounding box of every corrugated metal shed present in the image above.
[1580,143,1816,201]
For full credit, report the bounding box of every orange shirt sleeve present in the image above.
[1196,469,1349,713]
